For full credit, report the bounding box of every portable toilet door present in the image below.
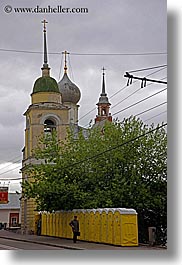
[52,213,56,237]
[55,212,59,237]
[107,209,114,244]
[46,213,50,236]
[101,209,108,243]
[49,213,53,236]
[79,210,85,241]
[34,213,40,235]
[62,211,67,238]
[113,209,122,245]
[120,209,138,246]
[89,210,96,242]
[59,211,64,238]
[94,209,102,243]
[67,211,74,239]
[84,210,90,241]
[41,213,46,236]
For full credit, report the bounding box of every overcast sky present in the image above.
[0,0,167,192]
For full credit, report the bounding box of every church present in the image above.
[21,21,112,234]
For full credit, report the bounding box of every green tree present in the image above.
[21,117,167,243]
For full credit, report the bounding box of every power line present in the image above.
[135,101,167,117]
[127,64,167,74]
[66,123,167,167]
[21,123,167,171]
[0,164,21,176]
[112,87,167,116]
[0,177,22,181]
[0,159,22,172]
[78,66,167,122]
[124,72,167,87]
[111,76,167,110]
[0,48,167,56]
[71,52,167,56]
[144,110,167,123]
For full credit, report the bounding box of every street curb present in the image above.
[0,235,85,250]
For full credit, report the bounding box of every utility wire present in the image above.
[128,64,167,74]
[0,177,22,181]
[0,48,167,56]
[21,123,167,171]
[135,102,167,117]
[78,66,167,122]
[0,164,21,176]
[144,110,167,123]
[111,76,167,110]
[71,52,167,56]
[65,123,167,167]
[112,88,167,116]
[0,159,21,172]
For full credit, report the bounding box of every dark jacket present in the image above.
[69,219,79,232]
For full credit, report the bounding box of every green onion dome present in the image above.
[33,76,60,94]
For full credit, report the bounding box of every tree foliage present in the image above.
[21,116,167,243]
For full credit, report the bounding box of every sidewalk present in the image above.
[0,229,165,250]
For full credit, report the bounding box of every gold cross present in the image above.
[41,19,48,32]
[102,67,106,74]
[62,51,70,73]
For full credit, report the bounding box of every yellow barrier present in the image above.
[79,210,85,240]
[89,210,96,242]
[101,210,108,243]
[84,210,90,241]
[121,213,138,246]
[52,213,56,237]
[55,212,59,237]
[94,210,101,242]
[39,208,138,246]
[41,213,46,235]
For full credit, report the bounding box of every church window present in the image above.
[44,119,56,135]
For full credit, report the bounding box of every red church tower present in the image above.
[95,68,112,124]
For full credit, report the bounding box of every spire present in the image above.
[101,67,106,96]
[95,67,112,124]
[41,19,50,76]
[62,50,70,74]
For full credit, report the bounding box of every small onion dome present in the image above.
[33,76,60,94]
[58,73,81,104]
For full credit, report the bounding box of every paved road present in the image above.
[0,238,64,250]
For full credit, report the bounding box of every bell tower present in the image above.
[21,21,70,234]
[95,68,112,124]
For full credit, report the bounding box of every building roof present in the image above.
[0,193,21,210]
[58,73,81,104]
[32,76,60,94]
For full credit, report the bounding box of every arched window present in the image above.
[44,119,56,135]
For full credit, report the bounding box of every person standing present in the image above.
[69,216,80,243]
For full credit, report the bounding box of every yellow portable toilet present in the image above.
[41,213,46,236]
[34,213,40,235]
[59,211,64,238]
[52,213,56,237]
[101,209,109,243]
[62,211,67,238]
[78,210,85,240]
[46,213,50,236]
[120,208,138,246]
[94,209,102,242]
[49,213,53,236]
[113,208,122,245]
[67,211,74,239]
[107,209,115,244]
[55,212,59,237]
[84,209,90,241]
[89,209,96,242]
